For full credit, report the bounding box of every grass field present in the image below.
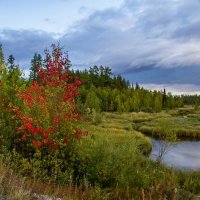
[1,108,200,199]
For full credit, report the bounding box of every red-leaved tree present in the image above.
[13,44,87,156]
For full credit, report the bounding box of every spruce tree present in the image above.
[65,51,72,69]
[7,54,15,71]
[162,88,167,108]
[29,53,42,81]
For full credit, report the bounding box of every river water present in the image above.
[150,138,200,170]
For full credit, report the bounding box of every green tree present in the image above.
[133,90,141,112]
[97,87,109,111]
[143,92,153,112]
[0,63,25,150]
[112,75,129,90]
[162,88,167,108]
[29,53,42,81]
[7,54,15,71]
[85,90,101,112]
[116,94,124,112]
[89,66,99,87]
[99,66,112,87]
[65,51,72,69]
[135,82,140,90]
[0,44,5,70]
[154,93,162,112]
[194,100,199,111]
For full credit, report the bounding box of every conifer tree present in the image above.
[66,51,72,69]
[162,88,167,108]
[7,54,15,71]
[135,82,140,90]
[29,53,42,81]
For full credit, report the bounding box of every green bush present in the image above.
[91,109,104,125]
[0,66,25,150]
[75,134,154,188]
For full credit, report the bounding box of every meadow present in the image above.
[134,106,200,139]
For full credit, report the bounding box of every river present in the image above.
[150,138,200,170]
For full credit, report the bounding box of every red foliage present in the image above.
[14,45,87,151]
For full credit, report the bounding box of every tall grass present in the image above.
[0,155,107,200]
[0,157,31,200]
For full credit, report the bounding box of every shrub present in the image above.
[91,109,104,125]
[0,62,25,150]
[75,134,151,188]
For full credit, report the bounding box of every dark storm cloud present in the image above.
[124,66,200,85]
[59,0,200,79]
[0,29,55,68]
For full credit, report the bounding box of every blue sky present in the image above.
[1,0,200,94]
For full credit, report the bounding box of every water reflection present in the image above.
[150,138,200,170]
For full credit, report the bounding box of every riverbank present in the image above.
[1,110,200,199]
[126,106,200,139]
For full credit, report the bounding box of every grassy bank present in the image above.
[1,110,200,199]
[121,106,200,139]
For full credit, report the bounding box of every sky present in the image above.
[1,0,200,94]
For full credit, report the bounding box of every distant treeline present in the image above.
[180,95,200,105]
[1,45,194,113]
[70,66,184,113]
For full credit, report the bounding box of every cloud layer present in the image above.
[1,0,200,89]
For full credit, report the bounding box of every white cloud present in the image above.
[141,83,200,95]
